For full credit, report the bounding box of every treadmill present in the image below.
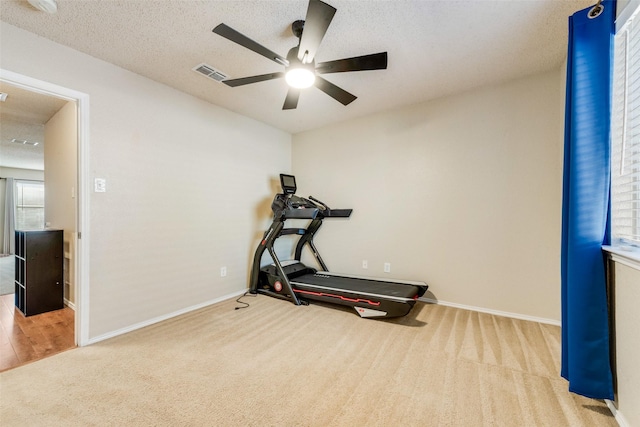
[249,174,428,318]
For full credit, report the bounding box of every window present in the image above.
[15,181,45,230]
[611,5,640,248]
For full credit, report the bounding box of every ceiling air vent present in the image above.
[192,63,228,82]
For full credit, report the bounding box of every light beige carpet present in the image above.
[0,296,616,426]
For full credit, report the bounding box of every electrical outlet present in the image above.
[362,260,368,269]
[384,262,391,273]
[220,266,227,277]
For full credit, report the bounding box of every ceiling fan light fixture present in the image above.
[27,0,57,13]
[285,67,316,89]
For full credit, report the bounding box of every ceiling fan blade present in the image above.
[222,72,285,87]
[213,24,289,66]
[315,76,357,106]
[283,89,301,110]
[316,52,388,74]
[297,0,336,63]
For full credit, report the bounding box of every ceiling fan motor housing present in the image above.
[287,46,315,69]
[292,20,305,39]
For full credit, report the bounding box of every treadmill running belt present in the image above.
[292,273,421,300]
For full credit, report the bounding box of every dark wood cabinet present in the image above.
[14,230,64,316]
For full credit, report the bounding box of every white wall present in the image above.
[292,69,564,322]
[1,22,291,339]
[44,100,77,232]
[44,100,78,303]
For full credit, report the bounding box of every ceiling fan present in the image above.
[212,0,388,110]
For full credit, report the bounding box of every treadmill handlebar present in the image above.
[321,208,353,218]
[309,196,330,210]
[308,196,352,218]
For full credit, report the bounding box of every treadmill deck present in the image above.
[292,273,423,301]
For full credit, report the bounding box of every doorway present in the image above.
[0,69,90,367]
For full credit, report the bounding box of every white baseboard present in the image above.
[64,298,76,311]
[85,289,247,345]
[419,297,561,326]
[605,399,630,427]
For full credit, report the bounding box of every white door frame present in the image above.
[1,68,90,346]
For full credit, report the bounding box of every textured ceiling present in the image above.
[0,82,68,170]
[0,0,592,136]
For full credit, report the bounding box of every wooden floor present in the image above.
[0,293,75,372]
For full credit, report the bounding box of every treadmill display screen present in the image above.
[280,174,297,194]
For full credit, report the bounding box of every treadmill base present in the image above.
[257,263,427,319]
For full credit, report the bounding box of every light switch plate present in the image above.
[94,178,106,193]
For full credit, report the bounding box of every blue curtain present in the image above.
[561,0,615,400]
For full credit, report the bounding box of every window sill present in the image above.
[602,245,640,272]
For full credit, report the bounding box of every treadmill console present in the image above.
[280,174,297,194]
